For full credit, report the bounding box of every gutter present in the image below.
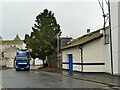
[78,47,83,72]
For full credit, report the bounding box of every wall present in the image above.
[4,47,19,68]
[2,40,23,51]
[118,1,120,75]
[62,37,105,72]
[83,38,105,72]
[0,59,6,66]
[62,47,81,71]
[6,59,14,68]
[111,1,119,75]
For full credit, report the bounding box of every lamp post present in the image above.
[57,31,61,69]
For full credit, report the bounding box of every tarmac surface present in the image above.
[1,68,113,89]
[1,66,120,89]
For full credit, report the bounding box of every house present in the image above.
[0,35,34,68]
[61,27,111,73]
[3,46,20,67]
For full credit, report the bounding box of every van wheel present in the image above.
[16,69,19,71]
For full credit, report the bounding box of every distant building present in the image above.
[59,37,72,49]
[59,37,72,69]
[0,35,27,67]
[1,35,25,51]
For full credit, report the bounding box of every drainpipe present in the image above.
[78,47,83,72]
[108,0,113,75]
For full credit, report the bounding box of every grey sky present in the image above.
[1,2,104,40]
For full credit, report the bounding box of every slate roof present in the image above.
[0,35,23,44]
[14,34,21,40]
[61,29,103,50]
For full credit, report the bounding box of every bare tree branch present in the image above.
[98,0,105,14]
[105,0,108,5]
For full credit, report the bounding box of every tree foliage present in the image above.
[24,9,61,63]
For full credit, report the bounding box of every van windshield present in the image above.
[16,57,29,61]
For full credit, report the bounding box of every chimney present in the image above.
[87,29,91,35]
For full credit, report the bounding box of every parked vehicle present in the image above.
[15,51,30,71]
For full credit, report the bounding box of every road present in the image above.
[1,69,111,89]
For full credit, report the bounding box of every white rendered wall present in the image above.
[118,1,120,75]
[83,38,104,63]
[62,47,81,71]
[62,38,105,72]
[111,1,119,74]
[100,28,111,73]
[83,38,105,72]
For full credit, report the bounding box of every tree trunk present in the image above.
[47,56,50,68]
[43,59,45,67]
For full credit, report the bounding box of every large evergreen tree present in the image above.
[24,9,61,67]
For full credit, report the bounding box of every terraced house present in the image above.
[61,27,112,74]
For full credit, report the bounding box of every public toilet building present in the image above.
[61,27,111,73]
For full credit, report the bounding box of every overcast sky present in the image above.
[0,1,105,40]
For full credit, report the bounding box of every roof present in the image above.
[0,40,23,44]
[61,29,103,50]
[3,46,20,52]
[14,34,21,40]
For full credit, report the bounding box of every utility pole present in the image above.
[98,0,113,74]
[108,0,113,75]
[57,31,61,69]
[57,34,60,69]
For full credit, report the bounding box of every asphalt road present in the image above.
[1,69,111,89]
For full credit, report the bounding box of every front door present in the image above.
[68,54,73,71]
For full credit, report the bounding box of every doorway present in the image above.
[68,54,73,72]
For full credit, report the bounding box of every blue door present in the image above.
[69,54,73,71]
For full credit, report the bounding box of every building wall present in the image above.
[111,1,119,75]
[62,47,81,71]
[118,1,120,75]
[62,38,105,72]
[100,28,111,73]
[2,41,24,51]
[0,59,6,66]
[103,42,111,73]
[4,47,19,67]
[82,38,105,72]
[6,59,14,68]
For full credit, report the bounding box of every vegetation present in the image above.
[24,9,61,67]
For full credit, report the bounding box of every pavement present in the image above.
[30,65,41,70]
[32,66,120,88]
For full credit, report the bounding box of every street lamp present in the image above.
[57,31,62,69]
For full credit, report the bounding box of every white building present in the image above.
[61,27,112,73]
[61,1,120,75]
[0,35,34,68]
[110,1,120,75]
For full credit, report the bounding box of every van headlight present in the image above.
[16,66,18,68]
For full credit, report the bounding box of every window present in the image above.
[62,41,68,47]
[2,52,4,57]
